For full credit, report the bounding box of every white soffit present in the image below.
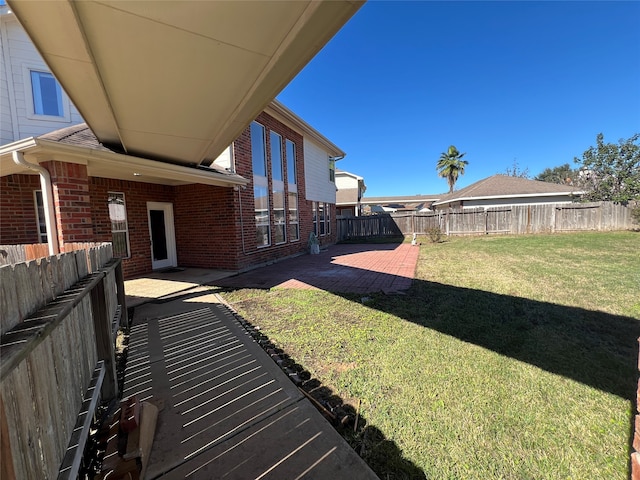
[8,0,362,166]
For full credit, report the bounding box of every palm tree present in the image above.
[437,145,468,193]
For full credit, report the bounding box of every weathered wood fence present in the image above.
[0,242,107,266]
[337,202,635,240]
[0,243,127,479]
[336,214,403,241]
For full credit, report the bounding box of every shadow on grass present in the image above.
[224,298,428,480]
[353,278,640,402]
[212,242,640,477]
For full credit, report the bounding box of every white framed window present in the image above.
[252,122,270,247]
[271,132,286,244]
[286,139,297,186]
[326,203,332,235]
[319,203,326,236]
[313,202,318,235]
[23,65,70,121]
[288,191,299,242]
[329,157,336,182]
[108,192,131,258]
[34,190,47,243]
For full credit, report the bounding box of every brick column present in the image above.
[41,161,94,250]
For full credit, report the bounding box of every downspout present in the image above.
[12,151,59,255]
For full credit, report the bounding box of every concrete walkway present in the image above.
[122,243,420,479]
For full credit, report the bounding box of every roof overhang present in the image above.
[0,138,248,187]
[432,191,583,206]
[7,0,362,166]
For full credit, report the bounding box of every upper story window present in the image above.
[251,122,267,177]
[30,70,63,117]
[286,139,296,186]
[329,157,336,182]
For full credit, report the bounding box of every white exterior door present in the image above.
[147,202,177,270]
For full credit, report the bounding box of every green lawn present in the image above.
[221,231,640,479]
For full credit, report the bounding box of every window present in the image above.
[34,190,47,243]
[286,139,299,242]
[30,70,63,117]
[251,122,267,177]
[252,122,270,247]
[313,202,318,235]
[108,192,130,258]
[288,191,299,242]
[271,132,286,244]
[326,203,332,235]
[319,203,326,236]
[271,132,284,182]
[286,140,296,185]
[329,157,336,182]
[254,183,270,247]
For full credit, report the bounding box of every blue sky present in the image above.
[277,1,640,197]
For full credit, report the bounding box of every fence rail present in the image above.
[337,202,635,241]
[0,243,126,479]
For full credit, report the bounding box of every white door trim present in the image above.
[147,201,177,270]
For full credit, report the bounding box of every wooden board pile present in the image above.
[95,396,158,480]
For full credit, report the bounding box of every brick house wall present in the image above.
[1,112,338,278]
[90,177,173,278]
[0,174,40,244]
[43,161,93,248]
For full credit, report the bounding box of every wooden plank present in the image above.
[0,395,17,480]
[90,278,118,400]
[26,339,61,479]
[0,273,104,381]
[0,265,20,336]
[57,362,105,480]
[3,363,42,479]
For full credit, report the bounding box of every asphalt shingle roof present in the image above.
[435,175,580,205]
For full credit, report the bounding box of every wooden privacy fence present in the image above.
[0,243,127,480]
[337,214,403,241]
[337,202,635,240]
[0,242,107,266]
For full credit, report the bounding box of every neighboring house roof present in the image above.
[363,194,443,204]
[7,0,362,166]
[432,175,582,206]
[335,169,364,181]
[0,123,248,187]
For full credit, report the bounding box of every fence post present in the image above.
[114,259,128,328]
[90,277,118,400]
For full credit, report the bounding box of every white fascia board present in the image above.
[1,139,248,187]
[432,191,582,206]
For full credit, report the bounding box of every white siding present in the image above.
[335,173,358,190]
[0,11,83,146]
[303,137,336,203]
[212,145,233,171]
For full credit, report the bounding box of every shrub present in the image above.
[426,227,443,243]
[631,204,640,226]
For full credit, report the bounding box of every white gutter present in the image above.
[12,151,59,255]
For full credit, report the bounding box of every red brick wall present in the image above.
[229,111,326,270]
[0,174,41,244]
[3,111,336,277]
[42,161,93,249]
[174,184,242,269]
